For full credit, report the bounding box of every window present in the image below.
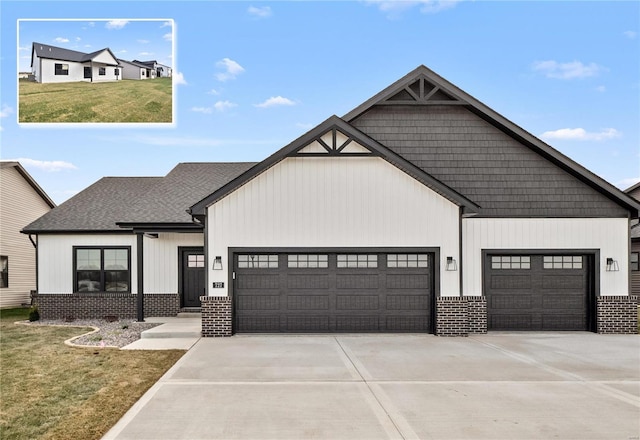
[631,252,639,271]
[337,254,377,268]
[237,254,278,269]
[54,63,69,75]
[387,254,429,268]
[491,256,530,270]
[543,255,582,270]
[114,68,119,76]
[0,256,7,288]
[74,247,130,292]
[288,254,328,268]
[188,254,205,268]
[99,67,106,76]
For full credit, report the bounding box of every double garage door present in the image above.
[485,253,594,331]
[234,252,434,333]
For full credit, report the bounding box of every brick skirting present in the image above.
[596,296,638,334]
[200,296,232,337]
[32,293,180,320]
[436,296,487,337]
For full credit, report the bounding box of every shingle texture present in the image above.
[23,162,255,232]
[351,105,628,217]
[32,42,117,64]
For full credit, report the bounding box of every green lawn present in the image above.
[0,308,184,440]
[19,78,172,123]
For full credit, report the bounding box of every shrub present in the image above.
[28,305,40,322]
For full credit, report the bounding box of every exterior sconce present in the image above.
[605,258,619,272]
[446,256,457,271]
[213,256,223,270]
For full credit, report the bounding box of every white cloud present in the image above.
[208,89,220,95]
[191,107,213,114]
[54,37,69,43]
[88,21,95,27]
[624,30,637,39]
[75,37,81,42]
[617,177,640,190]
[137,39,150,44]
[139,52,153,56]
[163,32,172,42]
[214,100,238,112]
[248,5,272,18]
[7,158,77,172]
[365,0,460,17]
[532,60,604,80]
[595,85,606,93]
[85,44,92,48]
[19,45,30,52]
[160,21,172,28]
[117,49,127,53]
[540,127,621,141]
[106,20,129,30]
[215,58,245,82]
[254,96,296,108]
[0,104,13,118]
[173,72,187,85]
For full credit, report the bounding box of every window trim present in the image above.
[337,254,378,269]
[98,67,106,76]
[287,254,328,269]
[490,255,531,270]
[73,246,131,293]
[0,255,8,288]
[237,254,279,269]
[54,63,69,75]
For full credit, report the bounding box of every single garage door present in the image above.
[234,252,433,333]
[485,253,593,331]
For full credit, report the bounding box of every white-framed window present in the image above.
[491,256,531,270]
[54,63,69,75]
[74,247,130,292]
[337,254,377,268]
[99,67,106,76]
[543,255,582,270]
[237,254,278,269]
[187,254,205,268]
[288,254,328,268]
[387,254,429,268]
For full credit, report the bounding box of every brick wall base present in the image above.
[597,296,638,334]
[201,296,232,337]
[32,293,179,320]
[436,296,487,337]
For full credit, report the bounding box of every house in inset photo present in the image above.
[23,65,639,334]
[118,59,151,80]
[132,60,172,78]
[1,161,55,308]
[31,42,121,83]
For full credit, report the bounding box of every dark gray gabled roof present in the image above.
[189,115,480,216]
[31,42,120,67]
[22,162,255,233]
[344,65,640,217]
[117,59,149,69]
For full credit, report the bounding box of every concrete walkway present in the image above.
[122,317,201,351]
[104,333,640,439]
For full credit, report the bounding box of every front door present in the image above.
[181,248,205,308]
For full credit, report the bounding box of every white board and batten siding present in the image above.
[0,166,53,307]
[38,58,121,83]
[38,233,203,294]
[462,218,630,297]
[207,156,461,297]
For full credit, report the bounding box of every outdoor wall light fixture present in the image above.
[605,258,619,272]
[446,256,457,271]
[213,256,223,270]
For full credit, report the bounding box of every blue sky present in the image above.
[1,1,638,205]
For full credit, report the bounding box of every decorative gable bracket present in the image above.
[294,127,378,157]
[380,75,467,106]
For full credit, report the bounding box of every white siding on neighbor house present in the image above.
[121,62,146,80]
[462,218,630,297]
[207,156,461,297]
[144,233,203,293]
[0,167,53,307]
[38,234,137,294]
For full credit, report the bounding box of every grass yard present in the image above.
[0,308,184,440]
[19,78,172,123]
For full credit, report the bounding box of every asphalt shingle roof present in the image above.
[32,42,119,65]
[23,162,255,232]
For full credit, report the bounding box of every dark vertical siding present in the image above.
[351,105,628,217]
[631,240,640,297]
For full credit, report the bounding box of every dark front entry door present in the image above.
[84,67,91,79]
[181,248,205,308]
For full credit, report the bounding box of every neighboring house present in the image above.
[23,65,639,335]
[132,60,171,78]
[117,59,150,80]
[625,182,640,299]
[31,42,122,83]
[18,72,30,79]
[0,162,55,308]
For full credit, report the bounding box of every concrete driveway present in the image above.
[104,333,640,440]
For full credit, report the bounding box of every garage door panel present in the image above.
[336,295,379,310]
[237,295,281,310]
[386,274,430,289]
[486,254,590,331]
[286,295,329,310]
[336,274,379,289]
[235,252,433,333]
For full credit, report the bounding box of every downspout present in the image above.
[136,233,144,322]
[29,234,38,298]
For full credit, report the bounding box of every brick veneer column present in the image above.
[467,296,488,334]
[597,296,638,334]
[200,296,232,337]
[436,297,469,336]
